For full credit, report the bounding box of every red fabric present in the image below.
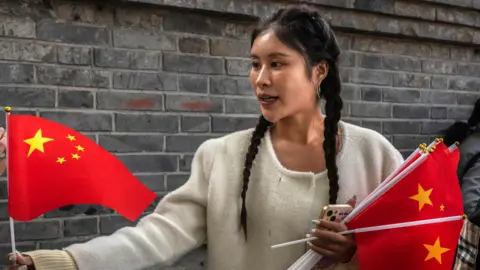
[346,142,464,269]
[7,115,157,221]
[354,218,463,270]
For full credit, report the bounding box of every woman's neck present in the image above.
[272,110,325,145]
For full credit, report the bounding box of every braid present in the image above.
[241,115,272,238]
[321,62,343,204]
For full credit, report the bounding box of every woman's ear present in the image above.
[314,61,329,85]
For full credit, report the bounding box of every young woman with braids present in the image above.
[3,5,404,270]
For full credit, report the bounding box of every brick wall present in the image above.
[0,0,479,269]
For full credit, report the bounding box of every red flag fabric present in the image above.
[354,218,464,270]
[346,142,464,269]
[7,114,157,221]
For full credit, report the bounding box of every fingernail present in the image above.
[311,228,316,233]
[305,233,311,238]
[312,219,320,225]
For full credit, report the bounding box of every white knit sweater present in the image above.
[24,121,404,270]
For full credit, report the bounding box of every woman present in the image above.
[3,5,404,270]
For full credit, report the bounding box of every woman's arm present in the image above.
[459,161,480,224]
[23,138,220,270]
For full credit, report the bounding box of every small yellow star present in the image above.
[66,134,76,141]
[409,183,433,211]
[440,204,445,211]
[71,153,80,160]
[75,145,84,152]
[56,157,66,164]
[424,237,450,264]
[24,129,54,157]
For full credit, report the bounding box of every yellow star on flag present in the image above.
[56,157,66,164]
[24,129,54,157]
[72,153,80,160]
[424,237,450,264]
[440,204,445,211]
[66,134,75,141]
[75,145,84,152]
[409,183,433,211]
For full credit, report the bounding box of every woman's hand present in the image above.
[308,220,356,264]
[3,253,35,270]
[0,128,6,176]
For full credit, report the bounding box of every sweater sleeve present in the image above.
[26,138,219,270]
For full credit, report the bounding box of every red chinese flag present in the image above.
[346,143,463,230]
[7,115,157,221]
[354,218,463,270]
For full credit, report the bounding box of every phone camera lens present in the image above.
[326,210,333,216]
[329,216,336,221]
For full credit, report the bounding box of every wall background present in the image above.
[0,0,479,269]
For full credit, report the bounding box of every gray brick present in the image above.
[210,38,249,57]
[393,73,430,88]
[58,90,94,109]
[393,105,429,119]
[0,15,35,38]
[431,76,448,89]
[94,48,161,70]
[117,154,177,173]
[179,36,208,54]
[0,87,55,108]
[457,63,480,77]
[341,84,361,101]
[355,0,394,13]
[361,87,382,101]
[100,215,138,235]
[0,242,36,255]
[113,72,177,91]
[210,77,251,95]
[0,182,6,200]
[113,29,175,50]
[448,106,472,120]
[0,63,33,83]
[137,175,166,193]
[383,88,421,103]
[97,91,164,111]
[383,121,421,134]
[181,116,210,133]
[44,205,113,219]
[165,94,223,113]
[393,135,431,149]
[166,174,189,191]
[114,7,163,31]
[163,54,224,74]
[163,14,224,36]
[0,220,61,242]
[64,218,98,237]
[212,116,257,133]
[382,56,421,72]
[37,22,109,45]
[227,59,250,76]
[115,114,178,133]
[361,120,382,133]
[40,111,113,132]
[339,52,356,67]
[0,202,7,221]
[457,93,480,105]
[448,77,480,91]
[394,1,436,20]
[37,67,109,88]
[421,91,456,105]
[57,46,91,65]
[358,54,382,69]
[179,155,194,172]
[0,110,36,127]
[98,135,164,153]
[421,121,453,134]
[225,98,260,114]
[422,60,457,74]
[353,70,392,86]
[350,102,391,118]
[0,40,56,62]
[166,135,215,152]
[431,107,448,119]
[179,75,208,93]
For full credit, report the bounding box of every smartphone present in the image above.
[320,204,353,223]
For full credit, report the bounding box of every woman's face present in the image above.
[249,30,325,123]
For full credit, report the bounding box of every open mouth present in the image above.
[258,94,279,104]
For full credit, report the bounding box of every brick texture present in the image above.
[0,0,479,269]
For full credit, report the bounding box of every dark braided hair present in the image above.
[240,5,343,238]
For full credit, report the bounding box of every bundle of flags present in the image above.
[5,110,157,222]
[287,139,470,269]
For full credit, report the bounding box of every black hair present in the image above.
[240,5,343,238]
[442,98,480,146]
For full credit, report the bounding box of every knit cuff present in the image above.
[23,250,78,270]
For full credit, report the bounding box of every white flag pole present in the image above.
[4,106,17,264]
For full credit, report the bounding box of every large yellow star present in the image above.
[409,183,433,211]
[24,129,54,157]
[424,237,450,264]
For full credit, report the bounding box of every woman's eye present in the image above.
[271,62,283,68]
[251,62,260,69]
